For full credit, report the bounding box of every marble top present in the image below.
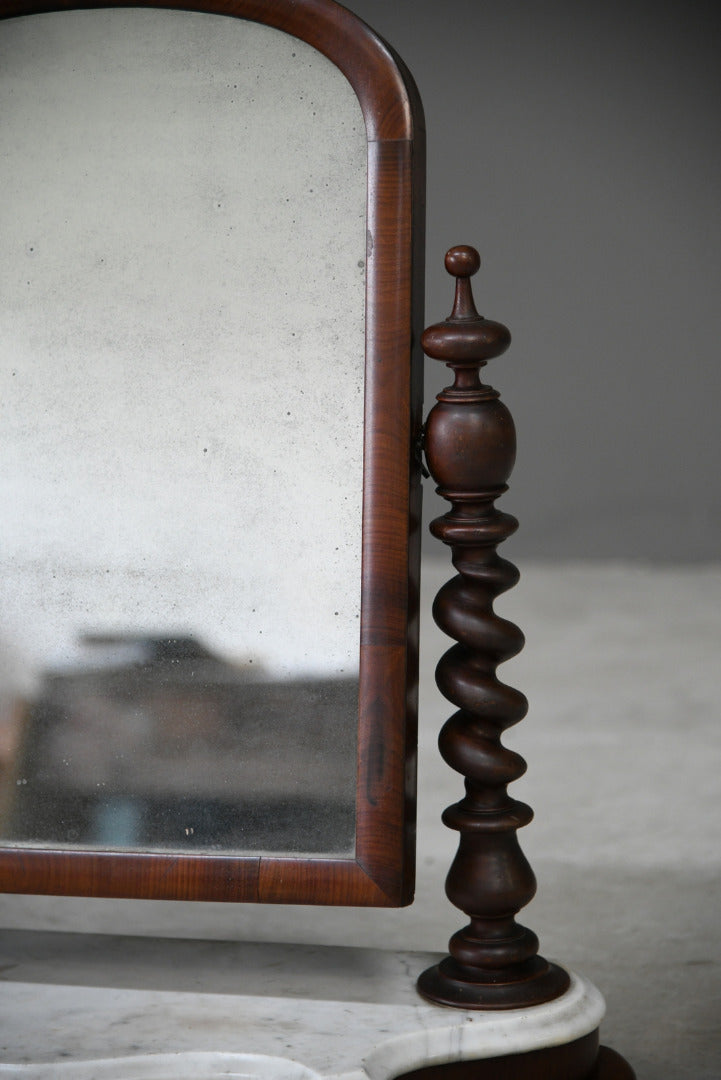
[0,931,604,1079]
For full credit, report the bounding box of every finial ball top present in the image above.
[445,245,481,278]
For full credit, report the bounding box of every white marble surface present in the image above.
[0,933,603,1079]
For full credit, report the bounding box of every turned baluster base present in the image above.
[417,954,570,1011]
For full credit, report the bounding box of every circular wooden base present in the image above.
[391,1031,635,1080]
[417,956,571,1010]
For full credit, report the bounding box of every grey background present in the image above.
[349,0,721,561]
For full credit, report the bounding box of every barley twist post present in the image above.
[417,246,570,1009]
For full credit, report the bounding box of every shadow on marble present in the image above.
[0,931,440,1006]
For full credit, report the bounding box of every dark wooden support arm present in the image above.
[417,246,570,1010]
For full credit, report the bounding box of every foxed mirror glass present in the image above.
[0,0,425,906]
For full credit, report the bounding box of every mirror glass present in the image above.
[0,9,367,857]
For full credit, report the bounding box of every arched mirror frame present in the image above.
[0,0,425,907]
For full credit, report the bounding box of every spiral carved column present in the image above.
[417,247,570,1010]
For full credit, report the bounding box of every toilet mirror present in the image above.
[0,0,424,906]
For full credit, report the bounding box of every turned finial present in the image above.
[422,246,510,369]
[445,245,480,319]
[423,248,516,496]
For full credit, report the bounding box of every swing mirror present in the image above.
[0,0,424,906]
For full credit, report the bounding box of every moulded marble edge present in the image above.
[0,968,605,1080]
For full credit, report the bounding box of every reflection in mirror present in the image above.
[0,9,367,856]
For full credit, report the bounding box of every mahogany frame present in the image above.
[0,0,426,906]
